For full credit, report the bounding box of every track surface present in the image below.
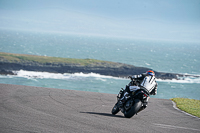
[0,84,200,133]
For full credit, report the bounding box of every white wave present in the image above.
[13,70,69,80]
[9,70,200,83]
[12,70,125,80]
[145,63,151,66]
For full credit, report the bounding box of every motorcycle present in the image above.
[111,78,150,118]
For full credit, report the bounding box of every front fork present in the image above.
[117,88,124,100]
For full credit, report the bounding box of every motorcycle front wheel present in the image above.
[124,99,142,118]
[111,103,120,115]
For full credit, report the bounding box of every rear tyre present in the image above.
[111,103,120,115]
[124,99,142,118]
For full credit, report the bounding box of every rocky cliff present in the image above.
[0,61,179,79]
[0,52,181,79]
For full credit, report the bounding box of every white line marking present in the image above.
[154,123,200,131]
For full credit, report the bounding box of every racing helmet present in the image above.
[146,70,155,76]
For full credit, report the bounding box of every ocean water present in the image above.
[0,29,200,100]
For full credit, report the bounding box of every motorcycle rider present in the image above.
[119,70,158,112]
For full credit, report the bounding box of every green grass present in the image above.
[0,52,115,66]
[171,98,200,118]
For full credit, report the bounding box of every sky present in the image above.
[0,0,200,42]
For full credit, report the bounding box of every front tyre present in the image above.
[111,103,120,115]
[124,99,142,118]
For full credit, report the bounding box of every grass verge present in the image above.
[171,98,200,118]
[0,52,114,66]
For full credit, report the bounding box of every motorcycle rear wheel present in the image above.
[111,103,120,115]
[124,99,142,118]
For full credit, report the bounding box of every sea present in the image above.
[0,29,200,100]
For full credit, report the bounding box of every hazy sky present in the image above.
[0,0,200,42]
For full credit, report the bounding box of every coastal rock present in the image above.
[0,69,15,75]
[0,61,179,79]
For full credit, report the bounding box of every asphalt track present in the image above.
[0,84,200,133]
